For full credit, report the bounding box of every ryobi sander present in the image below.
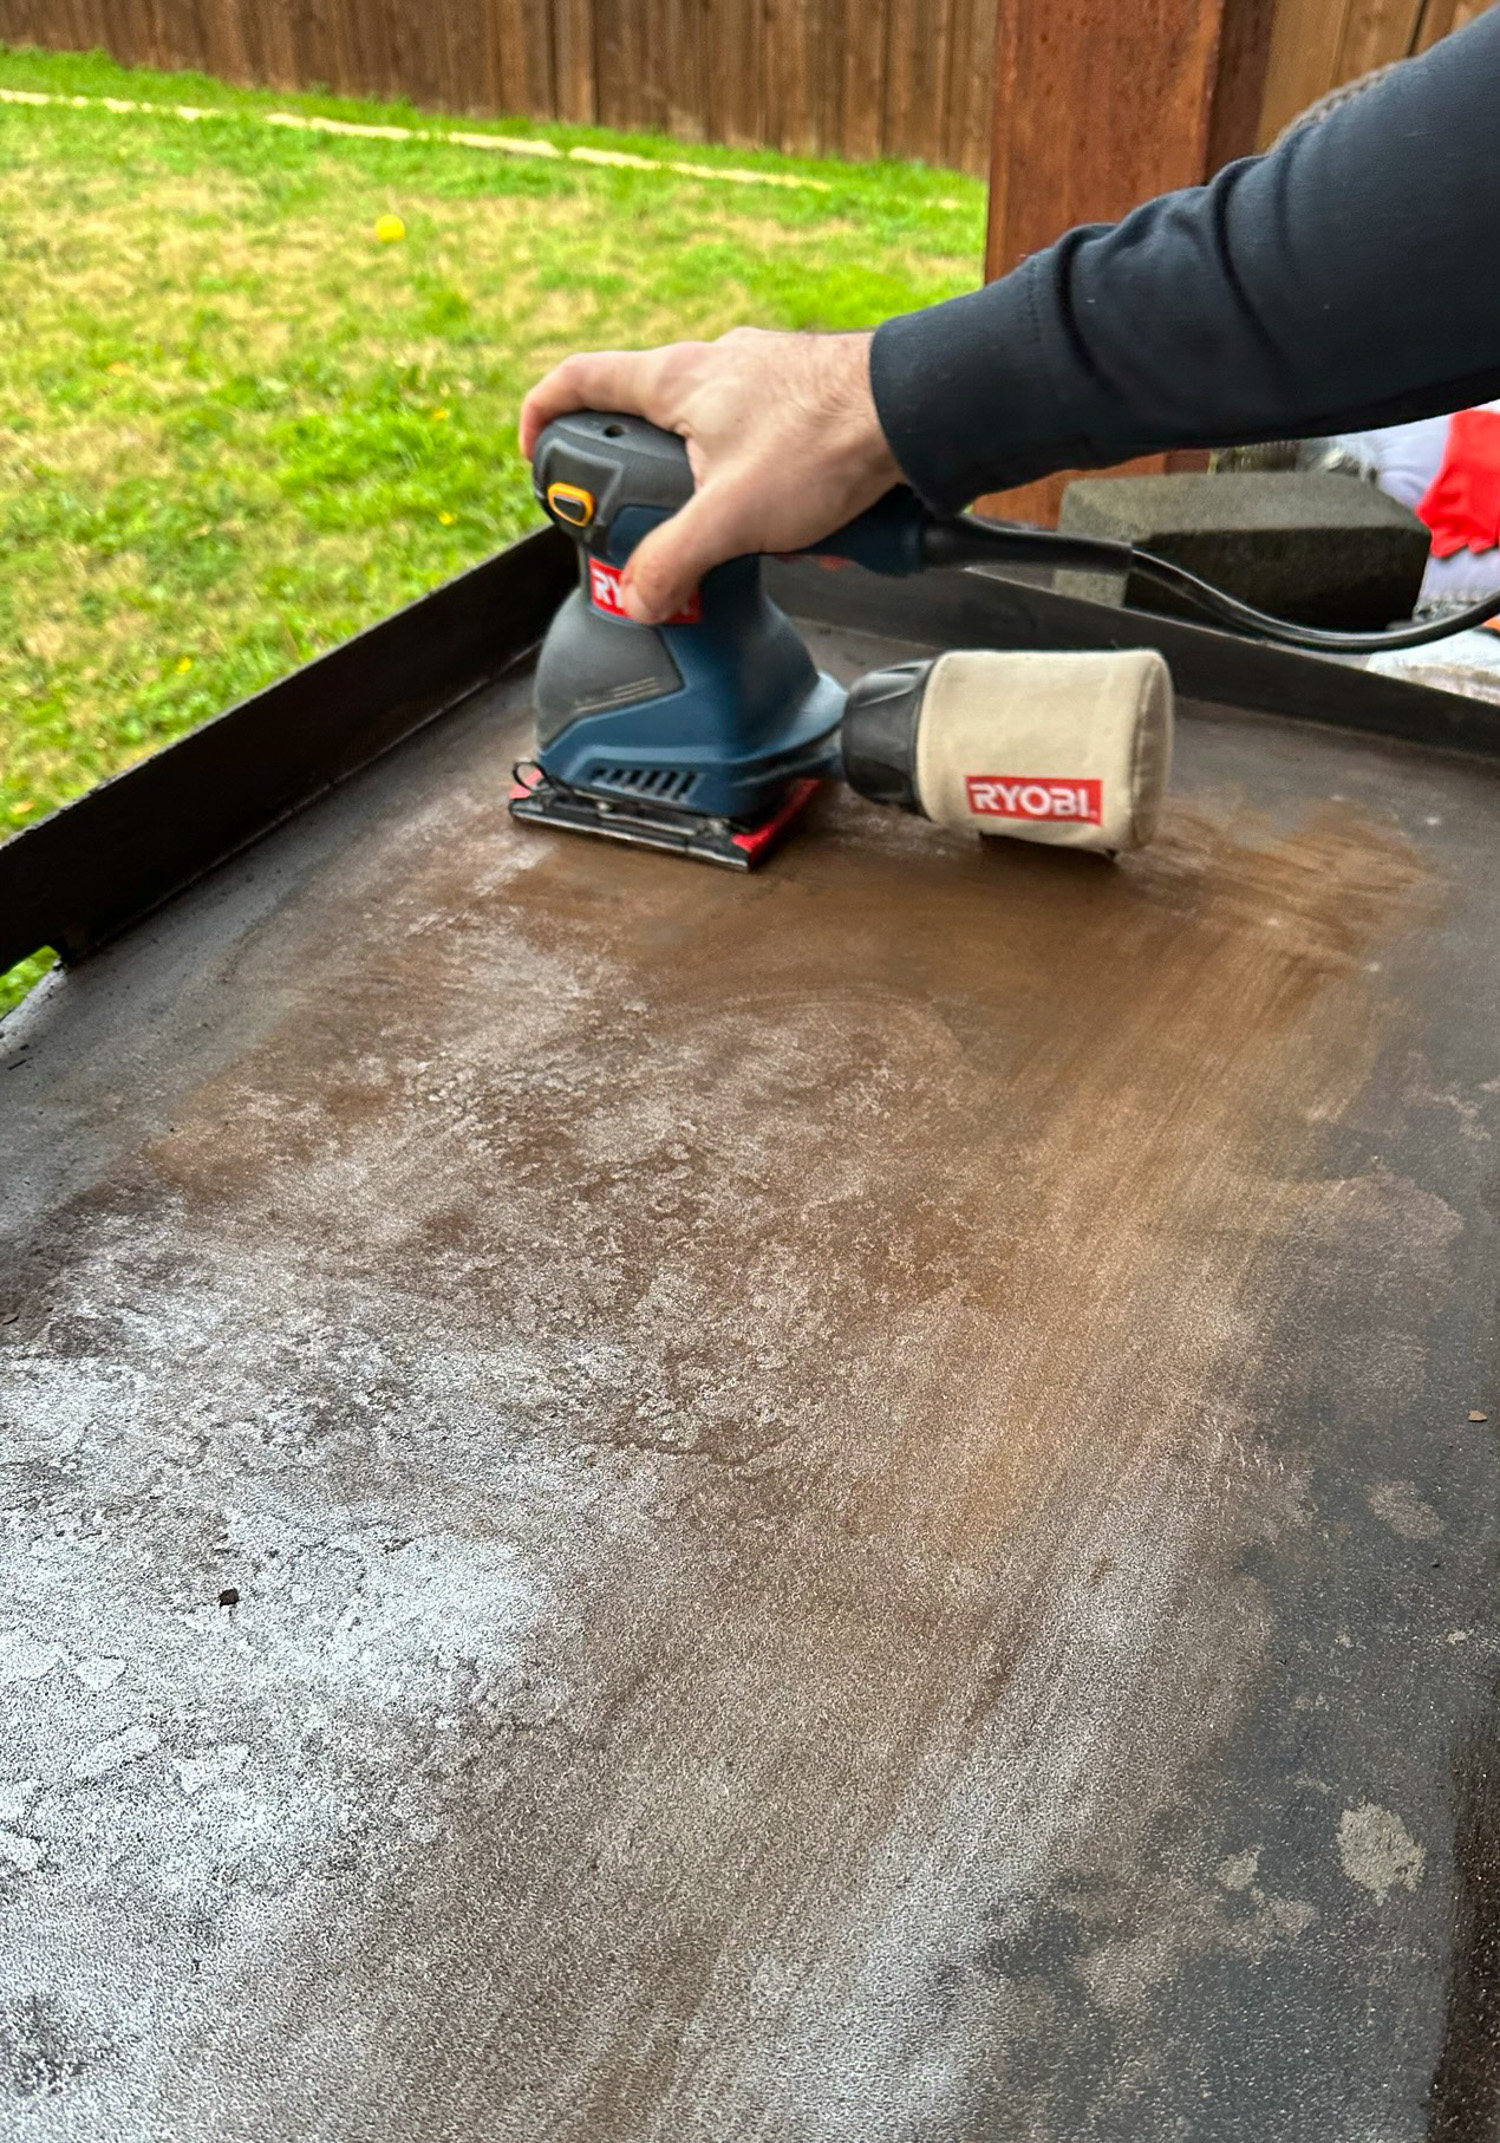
[511,410,1500,871]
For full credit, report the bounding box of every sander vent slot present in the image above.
[593,765,699,804]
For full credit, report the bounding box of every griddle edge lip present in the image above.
[4,533,1497,984]
[0,524,574,977]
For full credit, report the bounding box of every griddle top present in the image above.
[4,571,1500,2140]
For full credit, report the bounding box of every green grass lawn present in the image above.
[0,44,985,1018]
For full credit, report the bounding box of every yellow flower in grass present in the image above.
[438,512,456,526]
[176,656,193,674]
[375,214,406,244]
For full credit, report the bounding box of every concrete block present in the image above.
[1057,472,1430,630]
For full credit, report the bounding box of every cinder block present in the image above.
[1056,473,1430,630]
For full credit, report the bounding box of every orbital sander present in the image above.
[511,410,1500,871]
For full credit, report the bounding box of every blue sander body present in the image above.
[511,411,933,867]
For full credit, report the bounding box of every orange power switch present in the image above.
[547,481,595,528]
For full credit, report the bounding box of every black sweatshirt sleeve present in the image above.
[870,7,1500,514]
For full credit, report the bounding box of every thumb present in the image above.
[621,485,743,624]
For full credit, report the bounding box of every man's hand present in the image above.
[519,328,901,624]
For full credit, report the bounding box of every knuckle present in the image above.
[652,341,699,396]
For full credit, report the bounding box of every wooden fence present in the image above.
[0,0,1000,173]
[1,0,1492,177]
[1258,0,1493,141]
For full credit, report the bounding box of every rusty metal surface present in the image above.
[4,622,1500,2139]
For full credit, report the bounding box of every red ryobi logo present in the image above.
[589,558,701,626]
[965,775,1103,825]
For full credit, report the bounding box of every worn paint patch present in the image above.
[1338,1803,1428,1902]
[1217,1848,1262,1892]
[1367,1478,1443,1540]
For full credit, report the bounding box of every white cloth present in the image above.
[1331,402,1500,603]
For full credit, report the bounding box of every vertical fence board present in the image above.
[1411,0,1457,39]
[696,0,762,147]
[147,0,206,73]
[703,0,727,138]
[485,0,522,110]
[1257,0,1354,138]
[1335,0,1425,77]
[642,0,673,128]
[206,0,262,82]
[59,0,107,61]
[781,0,822,154]
[266,0,304,89]
[758,0,782,148]
[458,0,496,112]
[429,0,466,111]
[880,0,915,154]
[232,0,265,84]
[299,0,344,97]
[884,0,952,161]
[395,0,449,107]
[1205,0,1277,167]
[759,0,785,149]
[696,0,729,140]
[839,0,887,158]
[334,0,376,95]
[937,0,972,168]
[812,0,849,158]
[520,0,557,108]
[965,0,1003,171]
[191,0,235,77]
[80,0,124,63]
[550,0,596,120]
[102,0,158,68]
[593,0,638,127]
[661,0,705,138]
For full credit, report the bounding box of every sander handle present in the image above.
[808,493,1134,580]
[804,487,939,575]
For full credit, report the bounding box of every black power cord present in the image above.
[926,516,1500,656]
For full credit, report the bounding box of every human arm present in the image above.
[871,4,1500,510]
[521,6,1500,621]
